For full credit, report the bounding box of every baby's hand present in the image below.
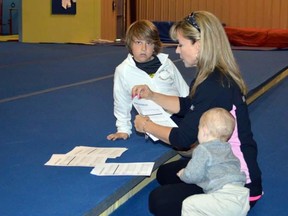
[107,132,129,141]
[177,169,184,177]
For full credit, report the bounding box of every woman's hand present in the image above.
[134,115,150,133]
[132,85,154,99]
[107,132,129,141]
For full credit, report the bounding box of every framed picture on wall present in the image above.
[52,0,76,15]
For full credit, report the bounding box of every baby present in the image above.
[177,107,250,216]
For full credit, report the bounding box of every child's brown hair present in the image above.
[125,20,162,55]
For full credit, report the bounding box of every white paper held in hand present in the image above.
[132,97,178,141]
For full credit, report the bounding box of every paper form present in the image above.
[90,162,155,176]
[45,154,107,167]
[132,97,178,141]
[65,146,127,158]
[45,146,127,167]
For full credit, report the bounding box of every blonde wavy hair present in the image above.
[170,11,247,96]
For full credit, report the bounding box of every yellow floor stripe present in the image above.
[247,69,288,105]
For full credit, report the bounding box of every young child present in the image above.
[177,108,250,216]
[107,20,189,141]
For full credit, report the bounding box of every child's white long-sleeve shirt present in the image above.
[113,53,189,135]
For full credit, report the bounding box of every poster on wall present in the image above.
[52,0,76,15]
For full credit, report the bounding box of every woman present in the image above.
[132,11,263,216]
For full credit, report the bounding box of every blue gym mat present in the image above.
[0,42,287,215]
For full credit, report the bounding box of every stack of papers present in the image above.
[45,146,127,167]
[45,146,155,176]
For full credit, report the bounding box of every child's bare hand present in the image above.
[107,132,129,141]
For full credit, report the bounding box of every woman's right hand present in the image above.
[132,85,153,100]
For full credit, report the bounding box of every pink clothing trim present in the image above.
[229,105,252,184]
[249,195,262,201]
